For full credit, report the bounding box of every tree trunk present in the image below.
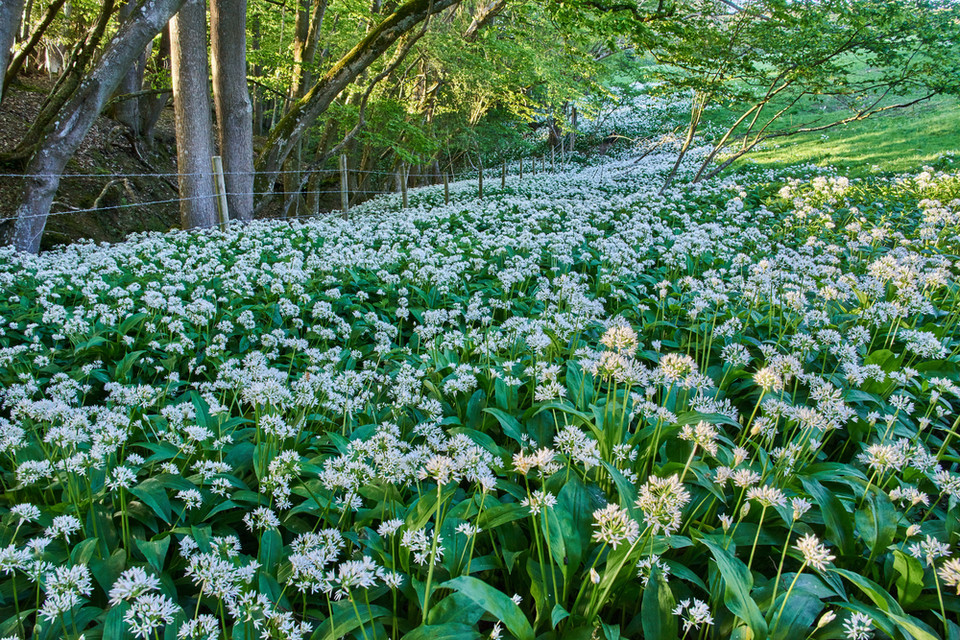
[139,25,171,143]
[0,0,24,100]
[170,0,218,230]
[111,0,145,135]
[254,0,460,210]
[211,0,254,221]
[3,0,188,253]
[2,0,68,102]
[10,0,115,158]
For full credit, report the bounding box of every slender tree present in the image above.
[0,0,24,100]
[170,0,218,230]
[3,0,189,253]
[112,0,146,136]
[211,0,255,220]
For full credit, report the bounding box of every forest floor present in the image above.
[0,77,182,249]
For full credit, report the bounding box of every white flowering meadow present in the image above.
[0,143,958,640]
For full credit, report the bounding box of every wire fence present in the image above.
[0,146,586,236]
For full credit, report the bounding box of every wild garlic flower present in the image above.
[177,614,219,640]
[377,519,404,537]
[791,497,812,522]
[842,612,874,640]
[908,535,952,567]
[243,506,281,531]
[124,593,179,639]
[636,555,671,586]
[109,567,161,605]
[521,490,558,516]
[401,528,444,566]
[10,503,41,525]
[39,564,93,621]
[591,503,640,549]
[600,324,639,356]
[747,485,787,508]
[46,515,82,540]
[795,533,835,571]
[673,598,714,631]
[635,474,690,536]
[679,421,719,456]
[938,558,960,594]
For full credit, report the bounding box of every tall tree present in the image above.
[0,0,24,100]
[3,0,188,253]
[112,0,146,135]
[170,0,218,230]
[253,0,461,209]
[211,0,255,220]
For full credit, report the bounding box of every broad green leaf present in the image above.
[551,604,570,629]
[892,550,924,607]
[440,576,535,640]
[800,478,854,556]
[854,489,897,553]
[701,537,767,640]
[404,623,482,640]
[315,602,391,640]
[103,601,131,640]
[258,528,283,573]
[601,621,621,640]
[136,536,170,574]
[641,566,677,640]
[130,477,173,524]
[483,407,525,443]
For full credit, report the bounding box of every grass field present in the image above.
[732,96,960,177]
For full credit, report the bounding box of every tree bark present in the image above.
[170,0,218,230]
[10,0,115,158]
[254,0,460,209]
[139,25,171,143]
[2,0,68,101]
[0,0,24,101]
[4,0,188,253]
[462,0,506,41]
[111,0,145,135]
[211,0,254,220]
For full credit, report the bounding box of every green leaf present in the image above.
[258,529,283,574]
[314,602,391,640]
[440,576,535,640]
[601,621,621,640]
[551,604,570,629]
[641,566,677,640]
[854,489,897,553]
[800,478,854,556]
[103,601,130,640]
[483,407,525,444]
[403,623,482,640]
[130,477,173,524]
[114,349,146,381]
[136,536,170,574]
[466,389,487,429]
[701,537,767,640]
[892,550,924,607]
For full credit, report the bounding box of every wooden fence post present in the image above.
[519,157,523,181]
[443,172,449,204]
[551,146,556,172]
[478,162,483,199]
[401,163,409,209]
[339,154,349,218]
[211,156,229,228]
[501,160,506,188]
